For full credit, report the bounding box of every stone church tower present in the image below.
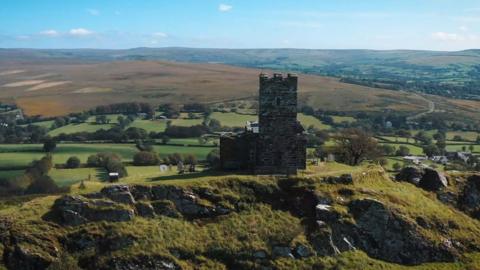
[219,73,306,175]
[255,73,306,174]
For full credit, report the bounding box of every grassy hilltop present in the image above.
[1,164,480,269]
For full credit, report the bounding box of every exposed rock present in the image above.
[4,244,56,270]
[271,246,294,259]
[348,198,456,265]
[459,175,480,219]
[253,250,268,259]
[315,204,339,223]
[101,185,136,205]
[437,191,457,206]
[418,169,448,191]
[151,200,181,218]
[325,174,353,185]
[130,185,153,200]
[293,244,312,258]
[135,202,156,218]
[51,195,134,226]
[395,166,424,185]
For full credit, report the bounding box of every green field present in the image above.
[446,131,479,141]
[0,143,216,169]
[381,143,424,155]
[129,119,167,132]
[48,122,114,136]
[331,116,356,124]
[446,144,480,153]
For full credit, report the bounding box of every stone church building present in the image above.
[220,73,306,175]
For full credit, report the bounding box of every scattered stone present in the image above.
[418,169,448,191]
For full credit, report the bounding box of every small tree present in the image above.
[66,156,81,169]
[161,135,170,145]
[469,145,475,152]
[43,138,57,153]
[476,136,480,144]
[334,129,380,166]
[133,151,160,166]
[423,144,440,158]
[395,145,410,157]
[206,149,220,168]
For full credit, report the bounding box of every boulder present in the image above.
[418,169,448,191]
[87,255,180,270]
[395,167,424,185]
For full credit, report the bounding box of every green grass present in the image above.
[298,114,331,130]
[381,143,424,155]
[0,143,217,169]
[379,136,412,143]
[168,138,217,146]
[446,131,479,142]
[129,119,167,132]
[48,123,114,136]
[152,145,216,160]
[331,115,356,124]
[446,144,480,153]
[210,112,257,127]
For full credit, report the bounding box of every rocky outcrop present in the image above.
[459,175,480,219]
[48,184,234,226]
[347,198,455,264]
[309,198,457,265]
[51,195,134,226]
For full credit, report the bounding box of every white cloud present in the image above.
[69,28,94,36]
[39,30,59,37]
[459,26,468,32]
[87,9,100,16]
[431,31,479,42]
[218,4,232,12]
[431,32,462,41]
[152,32,168,38]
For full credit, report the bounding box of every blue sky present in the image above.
[0,0,479,50]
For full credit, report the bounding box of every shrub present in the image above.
[43,138,57,152]
[25,175,65,195]
[66,156,81,169]
[133,151,160,166]
[206,149,220,168]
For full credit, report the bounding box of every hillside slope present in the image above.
[1,166,480,269]
[0,60,430,116]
